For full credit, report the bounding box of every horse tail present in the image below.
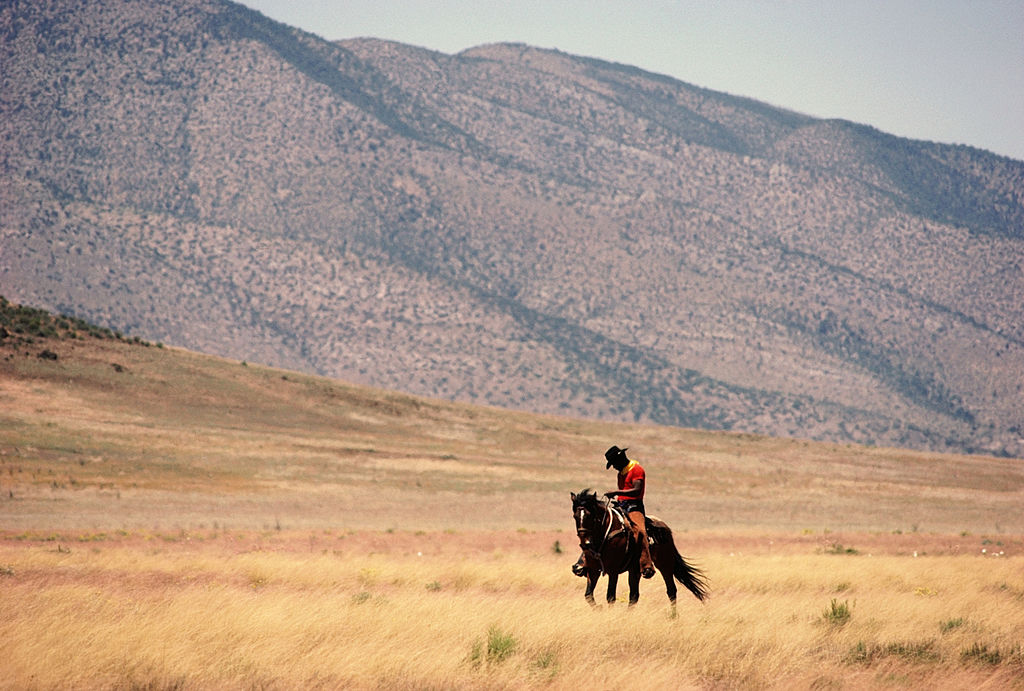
[654,523,709,601]
[674,548,709,601]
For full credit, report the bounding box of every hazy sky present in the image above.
[238,0,1024,161]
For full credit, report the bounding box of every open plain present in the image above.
[1,316,1022,689]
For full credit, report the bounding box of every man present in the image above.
[603,445,655,578]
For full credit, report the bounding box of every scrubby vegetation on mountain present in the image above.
[0,295,151,349]
[2,0,1022,456]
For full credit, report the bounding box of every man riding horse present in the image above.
[604,445,655,579]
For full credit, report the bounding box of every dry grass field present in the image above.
[2,529,1023,690]
[1,316,1022,689]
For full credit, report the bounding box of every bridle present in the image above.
[574,497,627,576]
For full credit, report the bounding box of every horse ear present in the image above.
[570,492,577,500]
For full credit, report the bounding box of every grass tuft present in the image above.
[939,617,966,633]
[847,639,940,665]
[470,625,518,666]
[822,599,851,627]
[958,642,1023,666]
[961,642,1001,665]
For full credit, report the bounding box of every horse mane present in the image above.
[573,488,601,509]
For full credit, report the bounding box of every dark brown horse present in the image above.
[571,489,708,609]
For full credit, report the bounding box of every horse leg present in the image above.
[584,572,598,606]
[606,573,618,605]
[661,566,678,618]
[657,547,678,605]
[627,567,641,607]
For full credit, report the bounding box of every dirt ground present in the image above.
[5,526,1019,559]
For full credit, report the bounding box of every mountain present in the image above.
[2,0,1022,457]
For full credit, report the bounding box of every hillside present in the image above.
[1,0,1023,457]
[2,298,1022,535]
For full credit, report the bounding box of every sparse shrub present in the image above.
[552,540,562,554]
[825,543,858,555]
[351,591,372,605]
[823,599,851,627]
[425,581,442,591]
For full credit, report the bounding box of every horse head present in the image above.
[571,488,605,554]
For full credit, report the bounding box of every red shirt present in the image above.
[616,461,645,501]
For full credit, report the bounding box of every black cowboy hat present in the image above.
[605,445,629,468]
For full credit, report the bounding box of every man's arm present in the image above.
[605,478,644,499]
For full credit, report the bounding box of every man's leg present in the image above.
[628,510,655,578]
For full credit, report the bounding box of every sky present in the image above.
[238,1,1024,161]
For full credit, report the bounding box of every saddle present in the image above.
[610,503,665,546]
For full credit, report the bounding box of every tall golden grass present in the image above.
[1,531,1021,689]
